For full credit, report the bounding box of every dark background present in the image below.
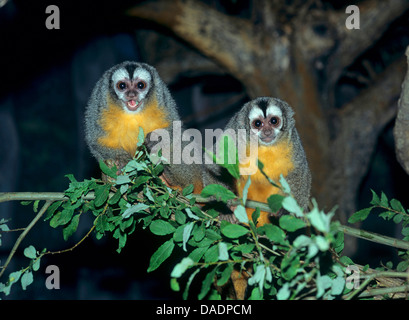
[0,0,408,299]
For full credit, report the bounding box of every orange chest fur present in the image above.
[237,141,294,203]
[97,97,170,156]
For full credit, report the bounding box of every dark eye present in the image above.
[270,117,280,127]
[137,81,146,90]
[116,82,127,90]
[253,120,263,128]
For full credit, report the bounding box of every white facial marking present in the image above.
[266,105,282,118]
[111,68,129,86]
[248,106,264,122]
[133,68,152,83]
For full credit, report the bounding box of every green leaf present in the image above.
[279,215,306,232]
[282,196,303,218]
[279,174,291,194]
[183,222,194,252]
[204,245,220,263]
[348,207,372,223]
[390,199,406,214]
[185,208,200,220]
[170,278,180,292]
[218,242,229,261]
[307,206,333,233]
[23,245,36,259]
[122,203,150,219]
[171,257,194,278]
[63,214,80,241]
[49,208,74,228]
[175,210,186,225]
[242,176,251,205]
[137,126,145,147]
[370,189,380,206]
[149,220,176,236]
[198,267,217,300]
[99,161,117,179]
[277,283,290,300]
[267,194,285,213]
[188,246,209,263]
[147,239,175,273]
[331,277,345,296]
[182,184,195,196]
[252,207,260,225]
[115,175,131,185]
[217,264,233,286]
[201,184,236,203]
[94,184,110,207]
[234,205,249,224]
[380,192,389,207]
[221,223,249,239]
[259,224,286,244]
[21,271,33,291]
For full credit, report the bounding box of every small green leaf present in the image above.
[234,205,249,224]
[218,242,229,261]
[182,184,194,196]
[137,126,145,147]
[242,176,251,205]
[282,196,303,217]
[147,239,175,273]
[149,220,176,236]
[122,203,150,219]
[279,215,306,232]
[171,257,194,278]
[24,245,37,259]
[94,184,110,207]
[267,194,285,213]
[63,214,80,241]
[259,224,286,244]
[201,184,236,203]
[221,223,249,239]
[204,245,220,263]
[307,207,333,233]
[348,207,372,223]
[279,174,291,194]
[183,222,194,252]
[198,267,217,300]
[99,161,117,179]
[185,208,200,220]
[21,271,33,291]
[217,264,233,286]
[370,189,380,206]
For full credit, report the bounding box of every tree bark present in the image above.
[394,46,409,175]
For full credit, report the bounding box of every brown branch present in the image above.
[127,0,257,80]
[394,46,409,174]
[328,0,409,76]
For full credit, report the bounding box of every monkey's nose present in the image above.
[127,91,137,98]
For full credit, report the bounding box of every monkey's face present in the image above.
[111,66,152,113]
[248,101,284,146]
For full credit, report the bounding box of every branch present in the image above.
[127,0,256,79]
[394,46,409,174]
[328,0,409,75]
[0,200,52,278]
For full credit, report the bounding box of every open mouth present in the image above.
[260,136,274,144]
[126,99,142,111]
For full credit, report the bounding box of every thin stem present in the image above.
[0,200,52,278]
